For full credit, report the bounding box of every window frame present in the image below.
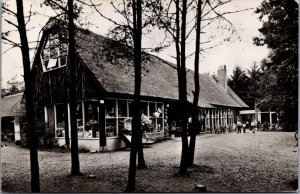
[40,34,68,72]
[105,98,165,137]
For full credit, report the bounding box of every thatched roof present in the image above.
[1,93,24,117]
[74,29,248,109]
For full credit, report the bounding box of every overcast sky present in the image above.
[1,0,269,88]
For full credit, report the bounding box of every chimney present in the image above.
[217,65,227,91]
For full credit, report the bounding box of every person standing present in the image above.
[237,119,242,133]
[242,122,246,133]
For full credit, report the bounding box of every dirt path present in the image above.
[1,132,298,192]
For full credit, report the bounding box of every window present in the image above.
[105,99,117,137]
[105,99,165,137]
[55,104,68,138]
[45,105,68,138]
[228,109,233,125]
[76,102,84,138]
[211,110,215,128]
[84,101,99,138]
[41,33,68,71]
[45,106,55,136]
[47,101,101,139]
[143,101,164,133]
[105,99,132,137]
[46,106,55,126]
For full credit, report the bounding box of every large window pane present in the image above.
[76,102,84,138]
[149,102,155,117]
[46,106,55,137]
[106,119,117,137]
[106,99,116,118]
[141,102,148,115]
[118,100,127,117]
[47,106,55,126]
[157,118,163,133]
[156,103,163,118]
[128,101,134,117]
[56,104,67,138]
[85,101,99,138]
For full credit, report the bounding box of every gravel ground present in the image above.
[1,131,298,192]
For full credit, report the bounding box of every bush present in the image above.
[15,140,22,146]
[78,145,90,153]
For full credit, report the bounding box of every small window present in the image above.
[41,33,68,71]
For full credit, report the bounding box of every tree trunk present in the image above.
[126,0,143,191]
[68,0,81,176]
[175,0,181,88]
[16,0,40,192]
[137,129,147,168]
[188,0,202,167]
[178,0,189,176]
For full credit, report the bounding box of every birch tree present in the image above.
[2,0,41,192]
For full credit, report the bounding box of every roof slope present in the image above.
[75,29,248,108]
[1,93,24,117]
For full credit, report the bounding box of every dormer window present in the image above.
[41,33,68,71]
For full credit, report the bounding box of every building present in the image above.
[30,22,248,151]
[239,109,278,125]
[1,92,24,141]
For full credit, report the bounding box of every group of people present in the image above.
[207,119,275,134]
[236,119,258,133]
[235,119,276,133]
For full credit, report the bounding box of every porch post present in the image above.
[99,99,107,150]
[54,105,57,137]
[258,112,261,122]
[67,103,71,138]
[269,112,272,124]
[44,106,48,123]
[14,118,21,141]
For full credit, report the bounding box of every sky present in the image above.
[1,0,269,88]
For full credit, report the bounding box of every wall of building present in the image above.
[56,137,126,151]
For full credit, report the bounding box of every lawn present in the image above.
[1,131,298,192]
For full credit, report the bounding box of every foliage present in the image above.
[253,0,298,131]
[228,66,251,107]
[1,76,24,97]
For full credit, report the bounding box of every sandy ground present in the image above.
[1,131,298,192]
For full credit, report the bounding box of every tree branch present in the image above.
[2,36,20,47]
[4,19,18,28]
[86,0,133,31]
[46,0,68,12]
[3,6,17,16]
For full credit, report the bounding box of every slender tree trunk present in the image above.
[16,0,40,192]
[188,0,202,167]
[68,0,80,176]
[175,0,181,87]
[178,0,189,176]
[126,0,142,191]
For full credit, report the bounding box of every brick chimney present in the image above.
[217,65,227,91]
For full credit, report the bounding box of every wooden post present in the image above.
[99,100,107,149]
[14,119,21,141]
[44,106,48,123]
[67,103,71,139]
[54,105,57,138]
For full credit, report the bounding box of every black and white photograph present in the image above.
[1,0,298,192]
